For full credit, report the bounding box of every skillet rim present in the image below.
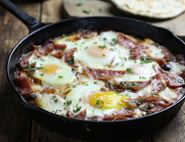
[6,16,185,124]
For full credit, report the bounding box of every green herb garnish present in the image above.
[58,75,63,79]
[138,98,145,103]
[24,65,43,71]
[98,8,102,12]
[124,94,130,97]
[110,48,115,51]
[103,37,107,41]
[73,106,82,113]
[76,3,82,6]
[95,100,104,108]
[139,76,146,79]
[140,56,152,64]
[40,73,44,76]
[128,82,139,87]
[51,96,58,103]
[112,38,118,45]
[98,45,106,49]
[114,63,119,66]
[64,100,72,106]
[126,68,133,74]
[82,10,91,14]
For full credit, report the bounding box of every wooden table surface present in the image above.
[0,1,185,142]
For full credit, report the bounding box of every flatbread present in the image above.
[111,0,185,19]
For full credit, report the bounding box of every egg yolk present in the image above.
[87,46,109,58]
[41,64,59,74]
[67,34,79,42]
[89,92,127,110]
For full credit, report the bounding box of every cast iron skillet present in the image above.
[1,0,185,139]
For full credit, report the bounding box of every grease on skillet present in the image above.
[14,30,185,121]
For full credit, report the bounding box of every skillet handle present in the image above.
[0,0,44,32]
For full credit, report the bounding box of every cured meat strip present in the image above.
[161,72,185,89]
[117,33,142,59]
[85,68,125,80]
[117,33,136,48]
[14,71,33,95]
[103,110,135,121]
[64,48,76,65]
[77,30,97,39]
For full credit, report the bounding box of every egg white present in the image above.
[168,62,185,74]
[74,31,130,69]
[28,54,76,88]
[65,78,124,118]
[114,60,158,83]
[159,87,177,103]
[35,93,67,115]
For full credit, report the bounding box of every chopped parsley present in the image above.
[98,45,106,49]
[128,82,139,87]
[95,99,104,108]
[94,81,97,84]
[124,94,130,97]
[103,37,107,41]
[73,106,82,113]
[40,73,44,76]
[140,56,152,64]
[126,68,133,74]
[52,109,62,114]
[58,75,63,79]
[139,76,146,79]
[50,96,58,103]
[76,3,82,6]
[98,8,102,12]
[110,48,115,51]
[64,100,72,106]
[112,38,118,45]
[24,65,43,71]
[114,63,120,67]
[82,10,91,14]
[138,98,145,103]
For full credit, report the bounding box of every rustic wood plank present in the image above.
[61,0,185,36]
[151,104,185,142]
[153,12,185,36]
[31,120,84,142]
[41,0,63,23]
[0,2,41,142]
